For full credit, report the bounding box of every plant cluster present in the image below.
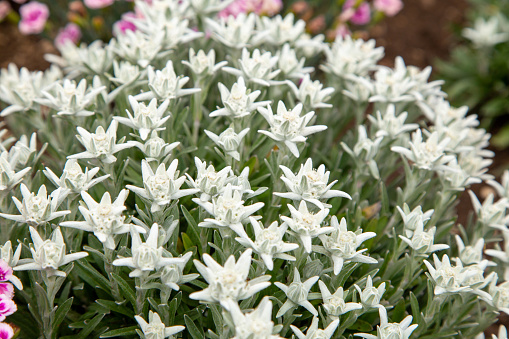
[435,0,509,148]
[0,0,507,338]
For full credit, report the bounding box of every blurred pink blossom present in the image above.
[0,2,10,21]
[0,295,15,322]
[113,11,137,36]
[18,1,49,35]
[374,0,403,16]
[258,0,282,16]
[84,0,115,9]
[55,23,82,47]
[0,284,13,300]
[342,0,371,25]
[219,0,281,18]
[218,0,247,19]
[0,323,13,339]
[334,23,351,37]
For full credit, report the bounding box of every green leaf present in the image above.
[75,259,112,293]
[184,314,204,339]
[99,326,138,338]
[52,297,74,332]
[347,318,372,332]
[182,232,195,251]
[111,273,136,307]
[181,205,202,254]
[75,313,105,339]
[96,299,134,318]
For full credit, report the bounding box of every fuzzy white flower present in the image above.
[127,160,199,213]
[113,223,184,278]
[399,221,449,256]
[342,75,375,103]
[277,44,313,79]
[182,48,227,77]
[318,280,362,317]
[159,252,198,291]
[0,241,21,269]
[236,217,299,270]
[281,202,331,253]
[369,58,419,104]
[43,159,109,196]
[114,96,170,141]
[190,0,235,16]
[36,79,105,117]
[488,170,509,200]
[0,151,31,192]
[135,61,201,102]
[257,14,306,46]
[224,48,281,87]
[396,203,434,238]
[130,131,180,162]
[135,310,185,339]
[321,36,384,78]
[391,129,455,171]
[186,157,233,201]
[228,297,282,339]
[75,40,114,75]
[9,133,38,168]
[455,236,485,266]
[258,101,327,157]
[134,15,202,51]
[291,316,339,339]
[204,128,249,161]
[354,275,386,309]
[318,216,377,275]
[463,16,509,48]
[110,60,142,87]
[14,227,88,277]
[423,254,474,296]
[485,231,509,280]
[275,268,319,317]
[60,190,141,250]
[0,64,61,116]
[287,74,334,109]
[210,77,270,119]
[489,280,509,315]
[276,158,351,209]
[368,105,419,139]
[205,13,257,49]
[341,125,383,179]
[193,183,264,238]
[0,184,69,226]
[468,191,509,228]
[190,249,271,308]
[111,29,164,68]
[355,306,418,339]
[69,120,134,164]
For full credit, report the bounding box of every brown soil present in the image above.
[0,21,56,71]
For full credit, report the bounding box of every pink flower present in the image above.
[374,0,403,16]
[0,323,13,339]
[0,284,13,300]
[334,23,351,38]
[0,262,11,284]
[83,0,115,9]
[0,1,11,22]
[342,0,371,25]
[18,1,49,35]
[55,23,82,48]
[0,295,15,322]
[218,0,248,19]
[113,12,137,36]
[257,0,282,16]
